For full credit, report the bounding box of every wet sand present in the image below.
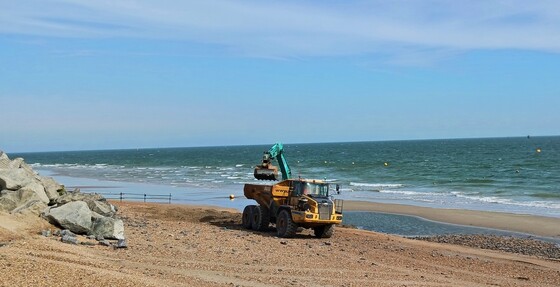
[345,200,560,238]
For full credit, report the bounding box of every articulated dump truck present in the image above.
[242,143,343,238]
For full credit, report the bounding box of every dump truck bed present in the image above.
[243,184,274,208]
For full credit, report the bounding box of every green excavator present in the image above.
[253,143,292,181]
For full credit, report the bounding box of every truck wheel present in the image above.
[276,210,297,238]
[314,224,335,238]
[242,205,256,229]
[251,205,271,231]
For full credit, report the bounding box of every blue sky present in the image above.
[1,0,559,152]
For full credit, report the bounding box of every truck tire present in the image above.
[251,205,271,231]
[242,205,256,229]
[314,224,335,238]
[276,209,297,238]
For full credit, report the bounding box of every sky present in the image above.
[1,0,560,152]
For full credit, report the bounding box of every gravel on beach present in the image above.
[2,201,560,287]
[414,234,560,260]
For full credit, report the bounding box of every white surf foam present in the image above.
[350,182,405,188]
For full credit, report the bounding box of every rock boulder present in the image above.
[88,200,116,217]
[0,151,57,214]
[55,192,104,206]
[45,201,93,234]
[92,217,125,240]
[0,151,10,168]
[0,189,47,213]
[0,168,33,191]
[39,176,65,201]
[21,182,50,204]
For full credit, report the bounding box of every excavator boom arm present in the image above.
[269,143,291,180]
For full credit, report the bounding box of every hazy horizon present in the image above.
[6,134,559,154]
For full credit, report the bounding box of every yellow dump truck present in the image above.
[243,179,343,238]
[242,143,343,238]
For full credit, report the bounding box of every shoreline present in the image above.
[106,197,560,240]
[344,200,560,239]
[37,169,560,239]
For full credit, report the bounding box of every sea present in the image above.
[10,136,560,239]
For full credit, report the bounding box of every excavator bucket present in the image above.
[254,164,279,180]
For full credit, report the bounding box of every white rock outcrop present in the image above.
[0,151,61,213]
[0,150,126,241]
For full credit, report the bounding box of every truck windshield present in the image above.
[303,182,329,197]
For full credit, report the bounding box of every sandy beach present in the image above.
[1,200,559,287]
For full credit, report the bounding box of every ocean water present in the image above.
[11,136,560,218]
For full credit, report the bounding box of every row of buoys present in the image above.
[350,161,390,166]
[315,146,542,169]
[322,161,391,166]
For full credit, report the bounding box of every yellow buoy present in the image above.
[229,194,235,200]
[384,162,389,167]
[536,148,542,153]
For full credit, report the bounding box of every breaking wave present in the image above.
[349,182,405,189]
